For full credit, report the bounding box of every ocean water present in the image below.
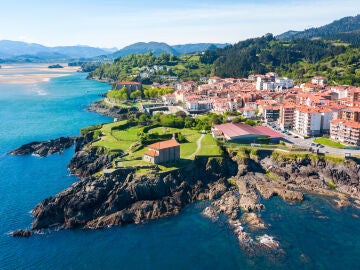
[1,70,360,269]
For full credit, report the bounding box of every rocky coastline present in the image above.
[9,104,360,255]
[8,136,77,157]
[11,128,360,255]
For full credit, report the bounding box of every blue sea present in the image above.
[1,69,360,269]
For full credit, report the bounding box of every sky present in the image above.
[0,0,359,49]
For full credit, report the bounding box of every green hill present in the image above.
[197,33,359,85]
[277,14,360,41]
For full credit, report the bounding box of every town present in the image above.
[109,72,360,154]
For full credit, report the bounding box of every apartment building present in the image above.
[294,107,333,136]
[330,119,360,146]
[279,104,295,129]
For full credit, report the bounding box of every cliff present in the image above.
[31,155,236,230]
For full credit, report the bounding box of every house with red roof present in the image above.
[143,139,180,164]
[114,81,142,92]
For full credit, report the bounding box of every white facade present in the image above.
[256,77,264,90]
[331,87,348,99]
[294,108,333,136]
[321,112,333,131]
[275,77,294,89]
[294,110,321,136]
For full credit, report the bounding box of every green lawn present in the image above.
[313,137,346,149]
[92,121,140,151]
[90,122,224,172]
[148,127,202,159]
[197,134,222,156]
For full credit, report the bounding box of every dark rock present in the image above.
[68,147,121,177]
[11,229,33,237]
[21,144,360,238]
[48,64,63,69]
[31,156,236,231]
[88,101,139,119]
[8,137,77,157]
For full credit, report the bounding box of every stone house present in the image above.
[143,139,180,164]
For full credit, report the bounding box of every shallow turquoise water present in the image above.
[0,71,360,269]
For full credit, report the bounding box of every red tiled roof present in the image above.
[252,126,284,139]
[117,81,141,85]
[331,119,360,129]
[144,150,159,157]
[148,139,180,150]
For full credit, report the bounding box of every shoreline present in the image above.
[0,64,79,84]
[9,80,360,257]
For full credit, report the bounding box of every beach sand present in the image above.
[0,64,80,84]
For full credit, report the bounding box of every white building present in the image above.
[294,107,333,136]
[275,77,294,89]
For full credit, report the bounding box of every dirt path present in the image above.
[186,134,205,159]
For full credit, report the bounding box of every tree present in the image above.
[245,119,256,126]
[138,113,149,124]
[130,90,142,99]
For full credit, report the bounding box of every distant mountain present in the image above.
[172,43,229,54]
[51,46,110,58]
[110,42,178,58]
[277,14,360,40]
[109,41,229,59]
[0,40,49,58]
[0,40,112,61]
[0,40,229,62]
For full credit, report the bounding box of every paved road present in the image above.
[266,123,360,156]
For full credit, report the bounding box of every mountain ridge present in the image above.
[0,40,229,62]
[277,14,360,40]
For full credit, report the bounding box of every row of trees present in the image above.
[107,87,142,101]
[107,87,173,101]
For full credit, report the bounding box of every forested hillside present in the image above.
[200,34,360,85]
[89,14,360,86]
[88,52,212,83]
[277,14,360,40]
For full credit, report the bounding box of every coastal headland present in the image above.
[10,106,360,255]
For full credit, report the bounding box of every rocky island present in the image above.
[48,64,64,69]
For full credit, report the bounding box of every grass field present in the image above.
[148,126,202,159]
[313,137,346,149]
[90,121,223,172]
[197,134,222,156]
[92,120,139,150]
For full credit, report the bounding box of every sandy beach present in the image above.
[0,64,80,84]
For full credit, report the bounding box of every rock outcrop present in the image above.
[88,101,139,119]
[31,156,236,230]
[8,137,77,157]
[14,138,360,249]
[11,229,33,237]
